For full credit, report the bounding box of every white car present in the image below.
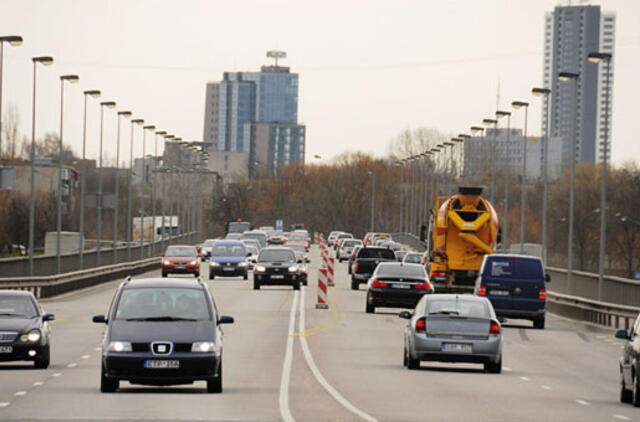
[200,239,216,260]
[337,239,363,262]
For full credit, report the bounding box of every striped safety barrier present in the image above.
[316,268,329,309]
[321,244,329,268]
[327,257,335,287]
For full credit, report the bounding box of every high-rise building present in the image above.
[542,4,615,169]
[246,122,306,177]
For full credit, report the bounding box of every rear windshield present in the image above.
[243,233,266,240]
[288,234,307,241]
[358,248,396,259]
[376,264,426,278]
[287,244,306,253]
[211,244,246,257]
[115,288,211,321]
[342,240,361,247]
[228,222,251,233]
[426,298,489,318]
[165,247,197,257]
[258,250,296,263]
[483,257,543,280]
[404,254,422,264]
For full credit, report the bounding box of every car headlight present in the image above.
[288,266,298,273]
[163,260,171,266]
[20,329,41,343]
[190,260,198,265]
[191,341,216,353]
[107,341,132,352]
[210,261,220,267]
[255,265,266,273]
[238,262,248,267]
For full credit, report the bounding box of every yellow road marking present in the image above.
[292,289,346,338]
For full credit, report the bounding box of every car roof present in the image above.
[426,294,488,302]
[167,244,196,248]
[213,240,245,246]
[485,253,542,261]
[0,290,36,298]
[261,246,294,252]
[123,278,204,290]
[244,230,267,235]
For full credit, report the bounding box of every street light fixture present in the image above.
[113,110,132,264]
[127,118,144,260]
[55,74,79,274]
[96,101,116,266]
[142,124,155,257]
[28,56,54,275]
[512,100,530,254]
[0,35,23,164]
[496,111,512,251]
[367,170,376,232]
[532,87,551,264]
[483,118,498,203]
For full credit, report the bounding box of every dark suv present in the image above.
[351,246,397,290]
[253,247,302,290]
[93,278,234,393]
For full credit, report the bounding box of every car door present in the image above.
[623,315,640,386]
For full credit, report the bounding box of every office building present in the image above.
[246,122,306,177]
[542,4,615,169]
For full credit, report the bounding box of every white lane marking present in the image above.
[81,354,90,359]
[503,366,512,372]
[576,399,590,406]
[94,347,101,352]
[519,376,530,381]
[613,414,631,421]
[51,373,61,377]
[14,391,26,396]
[0,402,9,407]
[278,290,299,422]
[596,335,607,339]
[32,381,44,387]
[541,385,552,390]
[298,287,378,422]
[67,363,77,368]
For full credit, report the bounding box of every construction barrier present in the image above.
[316,268,328,309]
[321,244,328,268]
[327,257,335,287]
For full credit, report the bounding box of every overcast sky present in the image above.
[1,0,638,166]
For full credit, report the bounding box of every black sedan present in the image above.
[616,316,640,406]
[93,278,234,393]
[365,263,434,314]
[253,247,302,290]
[0,290,54,368]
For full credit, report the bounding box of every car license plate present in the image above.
[442,343,472,353]
[174,265,185,270]
[490,290,510,296]
[223,267,235,271]
[392,284,410,289]
[145,360,179,369]
[0,346,12,353]
[271,275,284,279]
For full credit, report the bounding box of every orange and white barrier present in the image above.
[327,257,335,287]
[316,268,328,309]
[321,244,329,268]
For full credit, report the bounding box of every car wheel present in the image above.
[351,279,358,290]
[253,279,260,290]
[209,273,215,280]
[533,316,545,329]
[207,359,223,393]
[407,349,420,370]
[633,372,640,407]
[484,357,502,374]
[293,281,300,290]
[303,277,308,286]
[621,368,633,403]
[194,272,200,278]
[339,258,343,263]
[33,347,50,369]
[161,272,167,278]
[243,272,248,280]
[100,364,118,393]
[365,293,375,314]
[403,346,408,367]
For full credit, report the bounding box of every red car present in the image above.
[161,245,200,278]
[286,233,310,251]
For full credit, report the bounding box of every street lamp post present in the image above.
[483,119,498,203]
[0,35,22,164]
[78,90,100,269]
[470,127,485,186]
[368,170,375,232]
[496,111,511,251]
[532,87,551,264]
[28,56,54,276]
[160,134,173,248]
[113,111,132,264]
[127,118,144,261]
[56,74,79,274]
[142,125,155,257]
[588,52,613,300]
[512,101,530,254]
[97,101,116,266]
[457,135,470,185]
[558,71,580,293]
[152,130,166,254]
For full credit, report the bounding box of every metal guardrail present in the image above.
[0,257,160,299]
[390,232,426,252]
[547,291,640,331]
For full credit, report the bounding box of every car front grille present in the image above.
[131,342,192,353]
[0,331,18,342]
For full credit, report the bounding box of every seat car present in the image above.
[200,239,216,261]
[208,240,249,280]
[241,230,268,249]
[394,250,408,262]
[161,245,200,278]
[474,254,550,329]
[337,239,363,262]
[93,277,234,393]
[0,290,54,368]
[615,314,640,406]
[253,247,302,290]
[399,294,502,373]
[365,263,434,313]
[402,253,423,264]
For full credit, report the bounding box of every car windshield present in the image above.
[226,233,242,240]
[376,264,426,278]
[0,296,38,318]
[483,257,544,280]
[358,248,396,259]
[288,235,307,241]
[165,247,197,257]
[427,298,489,318]
[211,244,246,257]
[287,244,306,253]
[228,222,251,233]
[115,288,211,321]
[404,254,422,263]
[258,250,295,263]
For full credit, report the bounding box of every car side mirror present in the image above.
[615,329,631,340]
[250,259,256,264]
[247,252,252,257]
[398,311,413,319]
[545,273,551,283]
[92,314,107,324]
[218,315,234,324]
[42,313,55,322]
[297,259,303,264]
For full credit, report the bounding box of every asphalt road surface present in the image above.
[0,246,635,421]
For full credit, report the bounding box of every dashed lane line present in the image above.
[541,385,552,390]
[81,354,91,359]
[519,376,530,382]
[67,363,77,368]
[32,381,44,387]
[612,414,631,421]
[278,290,299,422]
[14,391,26,396]
[503,366,512,372]
[298,287,378,422]
[0,402,9,408]
[51,373,61,377]
[575,399,590,406]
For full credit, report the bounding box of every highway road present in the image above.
[0,245,636,421]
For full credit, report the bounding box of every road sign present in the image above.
[275,219,283,231]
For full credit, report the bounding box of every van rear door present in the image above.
[481,256,544,312]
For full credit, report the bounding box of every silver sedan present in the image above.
[399,294,503,373]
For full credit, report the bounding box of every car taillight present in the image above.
[477,285,487,296]
[432,271,446,278]
[354,262,359,272]
[422,256,427,264]
[413,281,433,291]
[341,246,345,250]
[415,318,426,333]
[539,288,547,300]
[490,321,501,335]
[371,279,388,288]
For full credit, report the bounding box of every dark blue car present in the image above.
[208,240,249,280]
[474,254,550,329]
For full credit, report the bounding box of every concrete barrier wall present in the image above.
[0,233,199,277]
